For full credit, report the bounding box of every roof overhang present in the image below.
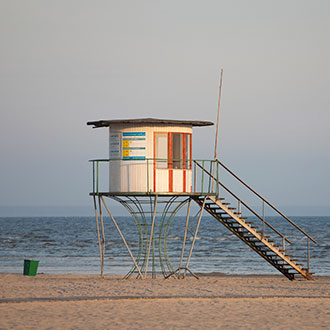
[87,118,214,128]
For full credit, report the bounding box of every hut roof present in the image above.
[87,118,214,128]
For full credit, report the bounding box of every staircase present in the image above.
[193,160,316,281]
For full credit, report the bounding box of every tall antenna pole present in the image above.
[214,69,223,160]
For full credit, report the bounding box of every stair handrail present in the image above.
[194,160,292,244]
[215,160,317,244]
[90,158,316,244]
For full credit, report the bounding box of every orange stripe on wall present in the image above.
[183,133,186,192]
[168,133,173,192]
[183,170,186,193]
[153,132,156,193]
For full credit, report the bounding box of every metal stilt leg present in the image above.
[144,195,158,278]
[178,199,191,278]
[93,195,103,277]
[183,196,206,278]
[99,196,105,279]
[101,196,143,278]
[98,195,106,279]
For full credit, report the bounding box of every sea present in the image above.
[0,215,329,276]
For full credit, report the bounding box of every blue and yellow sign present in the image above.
[122,132,146,161]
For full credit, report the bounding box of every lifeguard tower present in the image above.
[88,118,316,280]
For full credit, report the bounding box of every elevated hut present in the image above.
[88,117,315,280]
[88,118,212,193]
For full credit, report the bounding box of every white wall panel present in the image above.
[109,124,192,193]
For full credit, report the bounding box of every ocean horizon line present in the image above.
[1,205,330,217]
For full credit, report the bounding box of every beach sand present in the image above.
[0,274,329,329]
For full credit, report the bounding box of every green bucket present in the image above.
[23,259,39,276]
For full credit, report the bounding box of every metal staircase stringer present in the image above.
[194,195,313,280]
[208,213,296,280]
[197,198,295,280]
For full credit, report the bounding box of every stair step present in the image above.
[233,226,247,231]
[227,223,242,227]
[193,196,313,281]
[267,256,282,260]
[245,226,257,231]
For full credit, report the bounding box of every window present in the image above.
[155,133,168,168]
[155,132,192,169]
[185,134,191,169]
[172,133,183,169]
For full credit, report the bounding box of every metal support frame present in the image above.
[90,157,316,281]
[100,196,143,278]
[144,194,158,278]
[97,195,105,279]
[93,195,103,275]
[93,194,196,279]
[178,199,191,278]
[183,196,206,278]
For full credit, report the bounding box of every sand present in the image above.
[0,274,329,329]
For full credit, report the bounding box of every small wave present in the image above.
[167,236,182,240]
[189,236,201,240]
[23,235,49,239]
[5,236,23,240]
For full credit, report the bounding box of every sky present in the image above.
[1,0,329,215]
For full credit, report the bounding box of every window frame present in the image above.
[154,132,192,170]
[154,132,168,169]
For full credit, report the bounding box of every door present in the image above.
[154,132,192,193]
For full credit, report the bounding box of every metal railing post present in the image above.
[194,161,197,193]
[147,159,149,193]
[208,161,213,193]
[96,161,99,194]
[262,201,265,238]
[307,239,310,272]
[201,160,205,194]
[216,161,219,198]
[92,161,95,194]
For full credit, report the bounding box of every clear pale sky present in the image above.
[1,0,329,214]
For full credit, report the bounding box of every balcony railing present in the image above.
[90,158,221,196]
[90,157,316,272]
